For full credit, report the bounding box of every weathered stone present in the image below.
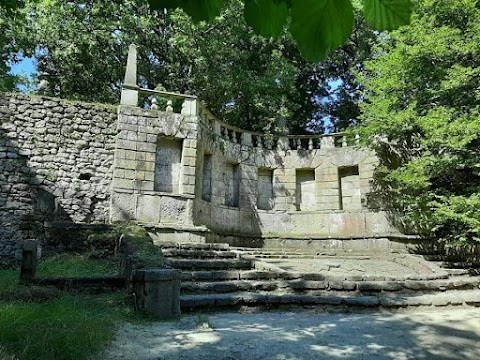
[132,269,181,319]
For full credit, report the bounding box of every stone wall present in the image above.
[193,118,396,238]
[0,89,404,266]
[0,93,117,266]
[107,93,400,242]
[109,104,198,226]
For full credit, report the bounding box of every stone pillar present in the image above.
[321,136,335,149]
[181,98,199,116]
[20,240,38,283]
[120,44,139,106]
[241,132,252,146]
[132,269,181,319]
[276,136,289,151]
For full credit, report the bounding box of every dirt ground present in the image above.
[102,307,480,360]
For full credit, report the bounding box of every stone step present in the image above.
[180,289,480,312]
[167,259,254,271]
[162,249,239,259]
[242,254,337,259]
[181,276,480,294]
[157,242,230,251]
[233,248,340,256]
[445,268,471,276]
[180,269,450,282]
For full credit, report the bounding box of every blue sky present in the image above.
[9,56,37,92]
[10,56,35,75]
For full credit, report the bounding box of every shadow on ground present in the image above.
[103,308,480,360]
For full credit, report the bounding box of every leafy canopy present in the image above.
[358,0,480,245]
[19,0,373,133]
[147,0,413,61]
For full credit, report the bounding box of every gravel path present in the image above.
[102,308,480,360]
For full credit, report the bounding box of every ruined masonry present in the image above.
[0,45,406,266]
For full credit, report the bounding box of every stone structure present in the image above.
[110,46,401,250]
[132,269,181,319]
[0,45,406,266]
[0,93,117,266]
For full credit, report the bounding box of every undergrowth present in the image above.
[0,222,164,360]
[36,252,119,278]
[0,292,133,360]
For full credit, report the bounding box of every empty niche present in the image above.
[338,165,361,210]
[202,154,212,202]
[257,168,274,210]
[225,163,239,207]
[296,169,316,211]
[154,137,183,193]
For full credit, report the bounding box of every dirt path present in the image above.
[103,308,480,360]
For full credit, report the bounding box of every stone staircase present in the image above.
[158,243,480,312]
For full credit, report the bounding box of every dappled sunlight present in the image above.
[310,345,359,358]
[104,309,480,360]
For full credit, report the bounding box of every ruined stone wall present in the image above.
[109,105,198,228]
[193,117,398,239]
[0,93,117,266]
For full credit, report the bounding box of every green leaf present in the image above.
[244,0,288,38]
[290,0,354,62]
[363,0,413,31]
[182,0,225,23]
[147,0,225,23]
[147,0,181,11]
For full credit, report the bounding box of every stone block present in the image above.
[136,161,155,172]
[113,178,134,190]
[135,180,154,191]
[132,269,181,319]
[137,142,156,153]
[136,195,161,223]
[116,139,136,150]
[116,159,137,170]
[110,192,135,221]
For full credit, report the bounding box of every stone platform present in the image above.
[156,242,480,312]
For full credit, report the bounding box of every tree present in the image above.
[20,0,374,133]
[22,0,174,104]
[357,0,480,245]
[0,0,25,91]
[147,0,413,61]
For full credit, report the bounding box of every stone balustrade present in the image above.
[139,88,359,151]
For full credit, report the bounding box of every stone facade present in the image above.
[109,82,400,244]
[0,47,410,266]
[0,89,404,266]
[0,93,117,266]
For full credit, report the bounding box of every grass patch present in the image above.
[0,270,20,293]
[0,292,133,360]
[36,253,119,278]
[0,223,165,360]
[0,252,130,360]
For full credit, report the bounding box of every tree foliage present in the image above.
[0,0,24,91]
[148,0,413,61]
[19,0,374,133]
[358,0,480,245]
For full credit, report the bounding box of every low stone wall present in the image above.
[0,93,117,266]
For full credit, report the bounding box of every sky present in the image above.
[9,56,36,92]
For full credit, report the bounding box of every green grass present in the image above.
[0,223,166,360]
[0,253,131,360]
[36,253,119,278]
[0,293,133,360]
[0,270,20,293]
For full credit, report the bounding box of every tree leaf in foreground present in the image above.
[290,0,354,61]
[363,0,413,31]
[244,0,288,37]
